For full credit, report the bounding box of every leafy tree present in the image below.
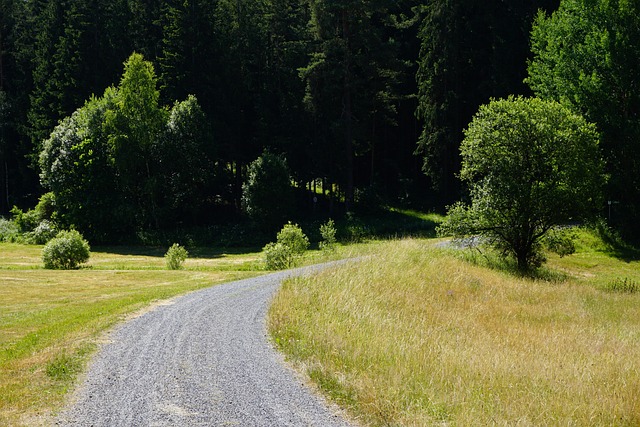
[104,53,168,229]
[527,0,640,239]
[439,97,604,272]
[154,95,213,225]
[39,88,128,241]
[241,150,293,229]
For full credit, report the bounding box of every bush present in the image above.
[545,227,576,257]
[165,243,188,270]
[263,242,291,271]
[319,219,337,251]
[25,220,58,245]
[263,222,310,270]
[241,150,294,229]
[0,218,20,242]
[10,205,40,233]
[42,230,90,270]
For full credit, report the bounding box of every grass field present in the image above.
[269,230,640,426]
[0,243,268,426]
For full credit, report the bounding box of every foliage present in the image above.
[605,278,638,294]
[438,96,605,272]
[38,54,214,240]
[165,243,189,270]
[263,222,310,270]
[25,219,58,245]
[242,151,293,229]
[544,228,577,258]
[415,0,559,200]
[0,218,20,242]
[10,205,39,233]
[319,219,337,251]
[527,0,640,239]
[42,230,91,270]
[263,242,291,271]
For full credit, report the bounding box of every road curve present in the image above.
[57,263,355,427]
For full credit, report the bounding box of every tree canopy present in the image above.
[439,97,604,272]
[527,0,640,239]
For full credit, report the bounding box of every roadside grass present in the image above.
[269,232,640,426]
[0,243,266,426]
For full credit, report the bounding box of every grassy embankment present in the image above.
[269,229,640,426]
[0,244,272,426]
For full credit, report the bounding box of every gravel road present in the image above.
[57,263,355,427]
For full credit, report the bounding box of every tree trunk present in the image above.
[342,9,354,212]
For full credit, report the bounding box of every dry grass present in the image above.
[269,238,640,426]
[0,243,263,426]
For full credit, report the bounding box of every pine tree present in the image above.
[416,0,559,203]
[301,0,403,210]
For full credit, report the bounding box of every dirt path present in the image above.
[57,264,354,426]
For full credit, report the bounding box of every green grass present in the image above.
[0,243,267,426]
[269,230,640,426]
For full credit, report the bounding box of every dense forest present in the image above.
[3,0,638,243]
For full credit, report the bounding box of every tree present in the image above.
[527,0,640,239]
[153,95,214,226]
[104,53,168,229]
[439,97,604,272]
[241,150,293,229]
[302,0,403,210]
[39,88,128,241]
[416,0,559,203]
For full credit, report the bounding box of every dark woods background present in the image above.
[0,0,580,243]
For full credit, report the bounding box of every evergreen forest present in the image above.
[2,0,638,244]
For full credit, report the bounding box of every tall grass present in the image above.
[269,238,640,426]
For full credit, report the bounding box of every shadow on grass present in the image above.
[93,246,261,259]
[594,222,640,262]
[443,244,568,283]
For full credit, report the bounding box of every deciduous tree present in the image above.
[527,0,640,238]
[439,97,604,272]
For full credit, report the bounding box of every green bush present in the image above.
[10,205,40,233]
[241,150,294,229]
[263,242,291,270]
[263,222,310,270]
[545,227,576,257]
[165,243,189,270]
[319,219,337,251]
[42,230,90,270]
[0,218,20,242]
[25,220,58,245]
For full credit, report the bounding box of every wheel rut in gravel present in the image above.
[57,263,355,427]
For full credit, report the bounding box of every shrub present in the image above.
[165,243,189,270]
[25,220,58,245]
[10,205,40,233]
[263,242,291,271]
[319,219,337,251]
[0,218,20,242]
[263,222,310,270]
[42,230,90,270]
[241,150,294,229]
[545,227,576,257]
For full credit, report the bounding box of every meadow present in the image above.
[0,243,267,426]
[269,230,640,426]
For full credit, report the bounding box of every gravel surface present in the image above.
[57,263,355,427]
